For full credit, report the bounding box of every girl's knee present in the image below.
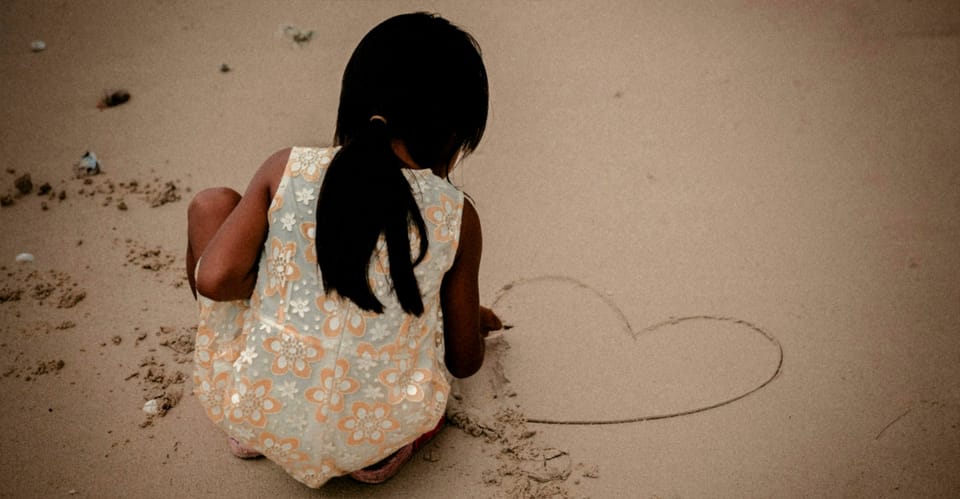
[188,187,242,221]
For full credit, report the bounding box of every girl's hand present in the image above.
[480,306,503,338]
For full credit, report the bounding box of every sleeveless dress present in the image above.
[193,146,463,488]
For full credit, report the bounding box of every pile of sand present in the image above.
[447,337,599,498]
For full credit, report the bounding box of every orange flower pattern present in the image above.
[300,222,316,264]
[337,401,399,445]
[227,378,282,428]
[193,147,460,487]
[258,431,309,465]
[264,238,301,319]
[263,324,324,378]
[305,359,360,422]
[378,354,434,404]
[287,147,328,182]
[425,193,461,245]
[318,295,367,337]
[194,371,229,423]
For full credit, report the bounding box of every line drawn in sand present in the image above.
[488,275,784,426]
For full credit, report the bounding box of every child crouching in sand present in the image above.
[185,12,501,487]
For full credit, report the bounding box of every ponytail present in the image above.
[318,12,488,315]
[315,118,429,315]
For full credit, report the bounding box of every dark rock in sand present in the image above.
[14,174,32,194]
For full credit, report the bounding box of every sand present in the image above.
[1,1,958,497]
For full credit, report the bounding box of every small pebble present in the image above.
[143,399,159,415]
[14,174,32,194]
[75,151,102,177]
[30,40,46,52]
[98,90,130,109]
[15,253,34,263]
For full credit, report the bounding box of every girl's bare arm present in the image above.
[440,198,500,378]
[195,148,290,301]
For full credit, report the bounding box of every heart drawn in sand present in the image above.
[489,276,783,425]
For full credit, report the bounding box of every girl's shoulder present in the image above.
[287,146,340,173]
[256,148,293,200]
[270,146,336,187]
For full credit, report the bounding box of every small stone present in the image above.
[15,253,34,263]
[75,152,102,177]
[0,195,13,207]
[220,63,230,73]
[117,201,128,211]
[14,174,32,194]
[98,91,130,110]
[37,183,52,195]
[30,40,46,52]
[143,399,160,415]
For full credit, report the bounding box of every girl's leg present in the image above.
[185,187,242,298]
[186,187,262,459]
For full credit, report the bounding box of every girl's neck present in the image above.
[391,140,454,178]
[391,140,423,170]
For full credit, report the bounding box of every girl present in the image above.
[185,12,501,487]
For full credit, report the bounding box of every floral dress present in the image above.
[193,146,463,487]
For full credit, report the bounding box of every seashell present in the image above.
[75,151,101,177]
[142,399,160,415]
[15,253,34,263]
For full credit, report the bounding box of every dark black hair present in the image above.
[316,12,489,315]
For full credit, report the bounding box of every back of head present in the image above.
[318,13,488,316]
[334,12,488,173]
